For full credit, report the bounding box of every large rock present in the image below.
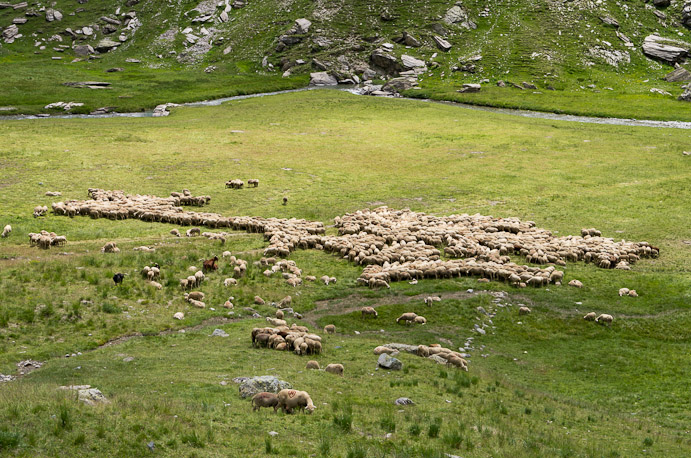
[310,71,338,86]
[458,83,481,93]
[665,67,691,82]
[443,3,476,29]
[2,24,18,41]
[378,353,402,370]
[400,54,426,69]
[73,44,95,57]
[642,35,689,64]
[295,18,311,34]
[683,3,691,28]
[383,343,419,354]
[678,85,691,101]
[238,376,292,398]
[653,0,670,7]
[433,35,452,52]
[78,388,109,405]
[95,39,121,53]
[403,31,420,47]
[382,77,417,92]
[370,49,402,74]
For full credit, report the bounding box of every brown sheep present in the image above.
[278,296,292,307]
[518,306,531,315]
[324,324,336,334]
[277,389,316,414]
[595,314,614,325]
[583,312,597,321]
[254,296,266,305]
[396,312,417,324]
[446,356,469,371]
[306,360,320,370]
[373,346,396,356]
[276,310,285,319]
[417,345,430,357]
[325,363,344,376]
[251,392,279,412]
[361,306,378,318]
[202,256,218,272]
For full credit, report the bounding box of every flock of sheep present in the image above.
[225,179,259,189]
[44,189,658,293]
[374,343,469,371]
[28,230,67,249]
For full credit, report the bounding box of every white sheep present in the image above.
[1,225,11,238]
[518,306,531,315]
[324,324,336,334]
[595,314,613,325]
[173,312,185,320]
[223,278,237,287]
[188,299,206,309]
[149,281,163,290]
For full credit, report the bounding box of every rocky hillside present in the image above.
[3,0,691,89]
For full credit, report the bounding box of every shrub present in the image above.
[409,424,421,437]
[0,431,21,450]
[379,414,396,433]
[643,437,654,447]
[333,406,352,433]
[181,431,205,448]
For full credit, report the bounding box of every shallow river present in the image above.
[3,86,691,129]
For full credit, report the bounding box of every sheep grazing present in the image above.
[478,277,491,283]
[320,275,331,285]
[133,246,155,252]
[396,312,417,324]
[446,355,469,371]
[278,296,292,308]
[185,291,205,302]
[595,314,614,325]
[45,191,61,197]
[361,306,378,318]
[628,289,638,297]
[222,251,232,258]
[1,225,11,238]
[173,312,184,320]
[374,346,396,355]
[266,317,287,327]
[324,324,336,334]
[325,363,344,376]
[101,242,119,253]
[305,275,316,282]
[583,312,597,321]
[568,279,583,288]
[188,299,206,309]
[225,179,244,189]
[518,306,531,315]
[223,278,237,287]
[276,389,315,414]
[251,392,279,412]
[424,296,441,306]
[186,227,201,237]
[306,360,320,370]
[33,205,48,218]
[170,229,181,237]
[413,316,427,325]
[618,288,630,297]
[149,281,163,290]
[223,300,234,309]
[113,273,125,285]
[254,296,266,305]
[247,179,259,188]
[202,256,219,272]
[275,310,284,319]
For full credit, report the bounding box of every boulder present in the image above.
[599,16,619,28]
[211,329,229,337]
[664,67,691,82]
[295,18,311,34]
[382,343,419,354]
[433,35,452,52]
[378,353,402,370]
[521,81,537,90]
[678,86,691,101]
[684,3,691,28]
[400,54,426,69]
[382,77,418,92]
[403,32,420,47]
[642,35,688,64]
[443,3,476,29]
[2,24,18,41]
[78,388,109,406]
[653,0,670,7]
[95,38,121,53]
[394,397,415,405]
[310,71,338,86]
[370,48,402,74]
[238,376,292,398]
[458,83,481,93]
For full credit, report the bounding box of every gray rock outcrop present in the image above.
[642,35,689,64]
[310,71,338,86]
[370,48,402,74]
[433,35,452,52]
[443,3,476,29]
[238,376,292,398]
[378,353,402,370]
[665,67,691,82]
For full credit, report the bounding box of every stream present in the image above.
[3,86,691,130]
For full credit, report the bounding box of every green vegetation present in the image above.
[0,90,689,456]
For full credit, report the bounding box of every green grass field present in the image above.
[0,90,689,457]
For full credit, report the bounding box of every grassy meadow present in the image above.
[0,90,689,457]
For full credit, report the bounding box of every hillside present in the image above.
[4,0,691,116]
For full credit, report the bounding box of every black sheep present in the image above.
[113,273,125,285]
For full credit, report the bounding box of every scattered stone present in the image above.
[125,58,141,63]
[382,343,418,354]
[394,397,415,405]
[370,48,402,74]
[433,35,452,52]
[0,374,15,382]
[309,71,337,86]
[95,38,121,53]
[44,101,84,111]
[443,3,476,29]
[650,88,672,96]
[521,81,537,90]
[106,67,124,73]
[238,376,292,398]
[77,388,109,405]
[568,279,583,288]
[268,431,279,437]
[599,16,619,28]
[378,353,402,370]
[73,44,95,56]
[295,18,311,34]
[400,54,426,69]
[2,24,19,41]
[123,356,134,362]
[211,328,229,337]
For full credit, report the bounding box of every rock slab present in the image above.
[238,376,292,398]
[378,353,402,370]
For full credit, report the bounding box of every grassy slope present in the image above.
[0,91,689,456]
[3,1,691,118]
